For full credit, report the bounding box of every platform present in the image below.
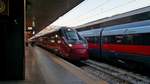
[0,45,107,84]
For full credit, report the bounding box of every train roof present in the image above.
[29,26,73,40]
[29,26,62,40]
[74,6,150,29]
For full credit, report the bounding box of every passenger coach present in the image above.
[77,6,150,68]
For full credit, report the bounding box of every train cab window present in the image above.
[64,29,81,43]
[64,29,79,40]
[62,28,88,45]
[66,31,79,40]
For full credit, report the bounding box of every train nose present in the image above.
[70,48,88,61]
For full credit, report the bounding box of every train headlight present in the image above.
[83,43,88,48]
[68,44,72,47]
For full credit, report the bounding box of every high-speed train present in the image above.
[77,6,150,68]
[79,20,150,67]
[32,27,88,61]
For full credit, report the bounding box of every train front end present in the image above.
[63,28,88,61]
[68,42,88,61]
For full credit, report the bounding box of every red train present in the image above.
[77,6,150,68]
[31,27,88,61]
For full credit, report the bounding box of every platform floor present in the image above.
[0,45,107,84]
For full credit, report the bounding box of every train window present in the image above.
[50,40,55,43]
[126,35,134,44]
[102,35,125,44]
[50,36,55,39]
[131,33,150,45]
[134,34,143,45]
[115,35,126,44]
[123,34,145,45]
[57,40,61,44]
[39,38,43,42]
[142,33,150,45]
[102,37,108,44]
[107,36,116,44]
[103,33,150,45]
[95,36,100,44]
[102,36,110,44]
[86,36,100,44]
[95,36,100,43]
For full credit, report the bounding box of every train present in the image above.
[30,27,88,61]
[76,6,150,68]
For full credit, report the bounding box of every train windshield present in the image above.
[64,28,86,44]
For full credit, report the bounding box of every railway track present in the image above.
[80,60,150,84]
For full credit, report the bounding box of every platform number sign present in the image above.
[0,0,9,16]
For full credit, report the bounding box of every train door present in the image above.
[84,29,101,58]
[99,28,104,58]
[101,28,127,60]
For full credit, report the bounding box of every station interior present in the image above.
[0,0,150,84]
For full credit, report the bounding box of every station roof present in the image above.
[26,0,84,33]
[73,6,150,29]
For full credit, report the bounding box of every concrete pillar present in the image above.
[0,0,24,80]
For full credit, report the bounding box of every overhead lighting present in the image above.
[28,27,33,30]
[32,31,35,35]
[55,34,58,38]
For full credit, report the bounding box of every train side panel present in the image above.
[101,20,150,66]
[79,29,103,58]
